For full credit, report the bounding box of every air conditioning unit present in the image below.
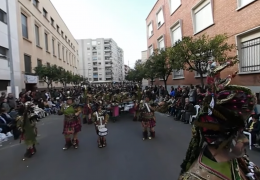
[158,22,161,26]
[151,30,153,35]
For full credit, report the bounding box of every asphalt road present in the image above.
[0,112,259,180]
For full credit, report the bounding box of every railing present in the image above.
[240,37,260,72]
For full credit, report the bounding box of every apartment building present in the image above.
[77,38,124,83]
[124,65,130,76]
[146,0,260,94]
[17,0,79,90]
[141,50,149,86]
[0,0,21,93]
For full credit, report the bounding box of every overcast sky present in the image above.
[50,0,157,68]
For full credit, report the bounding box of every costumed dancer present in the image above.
[16,102,38,161]
[179,61,260,180]
[92,106,109,148]
[140,91,156,140]
[58,92,82,150]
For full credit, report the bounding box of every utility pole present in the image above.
[6,0,16,96]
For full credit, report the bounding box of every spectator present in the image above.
[245,114,260,145]
[7,93,16,111]
[1,98,10,113]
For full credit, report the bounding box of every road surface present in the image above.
[0,112,259,180]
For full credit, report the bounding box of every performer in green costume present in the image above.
[58,93,82,150]
[16,102,38,161]
[179,61,260,180]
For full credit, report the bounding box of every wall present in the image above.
[16,0,79,90]
[0,0,22,92]
[146,0,260,91]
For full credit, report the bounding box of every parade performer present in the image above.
[133,84,142,121]
[16,102,38,161]
[58,92,82,150]
[83,93,93,125]
[179,61,260,180]
[140,91,156,140]
[92,106,109,148]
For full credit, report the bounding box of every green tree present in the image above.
[34,64,60,90]
[71,74,82,86]
[150,48,174,89]
[58,67,72,88]
[143,57,156,85]
[172,34,238,87]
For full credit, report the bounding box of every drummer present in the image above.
[92,106,109,148]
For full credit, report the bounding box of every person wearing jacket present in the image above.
[245,114,260,145]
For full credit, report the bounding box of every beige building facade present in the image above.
[17,0,79,90]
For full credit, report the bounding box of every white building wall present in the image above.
[77,38,124,82]
[0,0,22,92]
[141,50,149,86]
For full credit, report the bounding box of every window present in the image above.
[44,33,48,51]
[148,23,153,37]
[62,47,65,61]
[237,0,255,8]
[33,0,39,8]
[52,39,55,55]
[65,36,67,41]
[47,62,50,67]
[169,0,181,14]
[0,46,8,58]
[43,8,47,18]
[24,54,32,73]
[92,41,97,46]
[0,9,7,24]
[58,44,60,58]
[37,59,42,66]
[35,25,40,46]
[157,37,165,50]
[21,13,28,38]
[156,8,164,28]
[237,30,260,73]
[173,69,184,79]
[192,0,213,34]
[170,20,182,45]
[56,25,59,33]
[51,18,54,26]
[148,45,153,56]
[61,31,64,37]
[97,41,101,45]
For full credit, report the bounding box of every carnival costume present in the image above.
[179,61,260,180]
[16,102,38,161]
[58,92,82,150]
[92,107,109,148]
[133,84,142,121]
[139,91,156,140]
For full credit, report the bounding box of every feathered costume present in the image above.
[179,61,260,180]
[58,92,82,150]
[16,102,38,160]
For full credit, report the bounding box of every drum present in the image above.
[98,128,108,136]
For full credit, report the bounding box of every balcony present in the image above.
[104,53,111,56]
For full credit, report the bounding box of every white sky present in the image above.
[50,0,157,68]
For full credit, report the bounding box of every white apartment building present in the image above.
[0,0,22,93]
[141,50,149,86]
[77,38,124,82]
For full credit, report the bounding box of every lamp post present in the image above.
[5,0,16,96]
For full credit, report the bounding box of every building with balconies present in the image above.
[0,0,21,93]
[77,38,124,82]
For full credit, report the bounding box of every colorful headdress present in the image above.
[180,60,256,174]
